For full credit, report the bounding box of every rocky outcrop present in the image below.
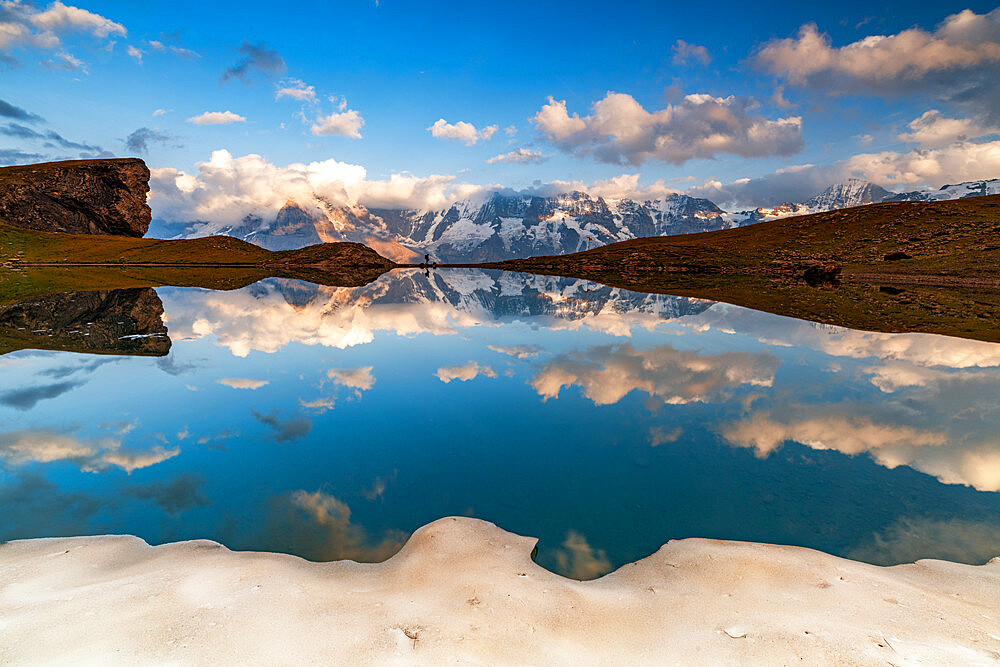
[0,159,151,237]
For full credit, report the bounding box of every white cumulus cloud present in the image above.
[532,93,803,166]
[756,9,1000,86]
[30,1,126,38]
[309,97,364,138]
[148,149,488,226]
[754,8,1000,122]
[428,119,498,145]
[0,0,125,68]
[898,109,999,147]
[312,109,364,138]
[487,148,548,164]
[686,139,1000,208]
[275,78,317,102]
[671,39,710,66]
[187,110,246,125]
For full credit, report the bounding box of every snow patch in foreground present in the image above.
[1,516,998,663]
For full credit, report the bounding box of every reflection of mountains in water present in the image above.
[249,269,714,324]
[0,288,170,357]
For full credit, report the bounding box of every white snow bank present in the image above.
[1,517,998,664]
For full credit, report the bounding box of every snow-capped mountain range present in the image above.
[148,177,1000,263]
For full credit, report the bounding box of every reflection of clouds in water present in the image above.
[649,426,683,447]
[436,361,497,383]
[554,530,612,580]
[302,367,376,412]
[863,361,947,392]
[217,377,269,390]
[39,357,118,380]
[687,304,1000,369]
[326,366,375,391]
[362,470,397,501]
[531,343,777,406]
[124,474,210,515]
[195,429,238,450]
[163,283,484,357]
[252,410,312,444]
[487,344,541,359]
[692,304,1000,492]
[823,332,1000,369]
[155,355,203,376]
[299,397,337,413]
[724,413,948,458]
[0,428,179,474]
[286,490,407,562]
[99,419,138,436]
[0,473,102,539]
[0,380,83,410]
[847,516,1000,566]
[723,410,1000,492]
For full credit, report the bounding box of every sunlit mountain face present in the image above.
[2,270,999,578]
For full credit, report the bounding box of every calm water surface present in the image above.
[2,269,999,578]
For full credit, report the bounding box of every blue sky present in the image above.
[3,1,1000,211]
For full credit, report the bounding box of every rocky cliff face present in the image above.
[0,159,151,237]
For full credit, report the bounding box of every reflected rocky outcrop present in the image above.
[0,288,170,357]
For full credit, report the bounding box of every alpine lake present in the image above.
[2,268,999,579]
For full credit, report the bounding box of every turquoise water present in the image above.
[2,269,999,578]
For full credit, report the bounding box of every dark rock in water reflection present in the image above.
[0,288,170,356]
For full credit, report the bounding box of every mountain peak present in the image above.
[805,180,892,211]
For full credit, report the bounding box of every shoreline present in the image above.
[2,517,998,663]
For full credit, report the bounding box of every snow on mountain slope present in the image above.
[885,178,1000,202]
[803,179,893,211]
